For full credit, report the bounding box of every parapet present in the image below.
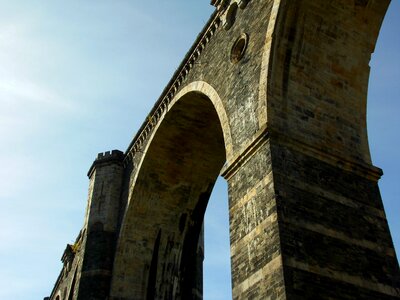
[87,150,124,178]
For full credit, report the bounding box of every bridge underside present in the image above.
[112,92,226,299]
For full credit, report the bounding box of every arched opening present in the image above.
[113,91,230,299]
[224,3,238,30]
[204,177,232,299]
[367,1,400,254]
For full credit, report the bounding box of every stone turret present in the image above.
[77,150,125,299]
[47,150,125,300]
[84,150,125,232]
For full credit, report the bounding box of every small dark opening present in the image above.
[231,34,248,63]
[225,3,238,30]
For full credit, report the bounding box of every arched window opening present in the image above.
[204,177,232,299]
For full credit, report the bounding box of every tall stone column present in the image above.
[269,131,400,299]
[223,127,400,299]
[77,150,124,299]
[223,130,287,299]
[222,0,400,298]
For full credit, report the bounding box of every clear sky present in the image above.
[0,1,398,299]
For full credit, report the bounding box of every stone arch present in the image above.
[259,0,391,167]
[172,81,233,162]
[110,83,229,299]
[258,0,281,127]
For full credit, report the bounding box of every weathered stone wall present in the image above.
[267,0,390,164]
[223,137,286,299]
[48,0,400,299]
[109,1,279,298]
[263,0,400,297]
[110,93,226,299]
[270,141,400,299]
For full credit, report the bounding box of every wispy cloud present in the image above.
[0,79,74,109]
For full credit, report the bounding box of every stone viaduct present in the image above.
[47,0,400,299]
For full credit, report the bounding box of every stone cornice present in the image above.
[269,129,384,182]
[221,124,383,182]
[221,125,270,180]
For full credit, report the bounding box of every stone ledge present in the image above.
[222,123,383,182]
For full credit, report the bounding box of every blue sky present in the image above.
[0,1,398,299]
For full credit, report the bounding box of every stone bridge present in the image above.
[48,0,400,299]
